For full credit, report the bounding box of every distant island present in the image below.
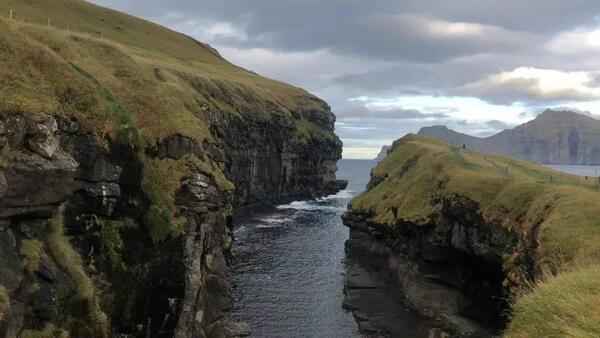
[419,109,600,165]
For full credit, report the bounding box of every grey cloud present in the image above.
[331,53,528,96]
[90,0,600,157]
[485,120,513,131]
[336,116,515,146]
[454,74,600,105]
[337,104,449,120]
[93,0,558,64]
[353,14,536,62]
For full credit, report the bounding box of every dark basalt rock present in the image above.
[0,104,342,338]
[335,179,349,191]
[209,107,342,208]
[156,134,203,160]
[342,195,520,338]
[25,117,60,160]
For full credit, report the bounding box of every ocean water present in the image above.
[230,160,376,337]
[230,159,600,338]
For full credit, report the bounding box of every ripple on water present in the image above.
[231,160,430,337]
[232,189,361,337]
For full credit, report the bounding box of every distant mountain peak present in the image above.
[538,108,597,120]
[419,125,450,131]
[417,109,600,165]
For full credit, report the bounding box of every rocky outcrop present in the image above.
[0,1,344,336]
[419,109,600,165]
[341,136,555,338]
[0,109,341,337]
[207,103,342,208]
[343,202,521,337]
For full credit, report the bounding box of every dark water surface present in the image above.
[231,160,375,337]
[230,159,600,338]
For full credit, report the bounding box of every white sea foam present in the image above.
[276,200,346,212]
[234,225,247,235]
[254,214,291,228]
[255,224,282,229]
[318,189,355,201]
[260,215,289,224]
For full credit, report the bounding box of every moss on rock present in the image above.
[141,157,187,243]
[20,239,43,274]
[46,208,109,338]
[20,324,69,338]
[0,285,8,321]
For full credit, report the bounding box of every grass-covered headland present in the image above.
[0,1,341,336]
[350,134,600,337]
[0,0,335,237]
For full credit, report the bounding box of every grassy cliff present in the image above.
[0,2,340,336]
[351,135,600,337]
[0,0,330,142]
[0,0,337,246]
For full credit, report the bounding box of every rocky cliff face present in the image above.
[208,102,342,208]
[419,110,600,165]
[0,2,344,336]
[0,113,231,338]
[343,202,523,337]
[341,136,569,337]
[0,103,341,337]
[0,1,344,336]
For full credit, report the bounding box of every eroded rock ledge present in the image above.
[342,199,521,338]
[340,135,559,338]
[0,107,341,338]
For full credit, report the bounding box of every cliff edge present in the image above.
[0,1,342,337]
[344,135,600,337]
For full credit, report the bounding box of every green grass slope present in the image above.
[351,134,600,338]
[0,2,339,336]
[0,0,329,143]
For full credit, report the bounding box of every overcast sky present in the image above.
[92,0,600,159]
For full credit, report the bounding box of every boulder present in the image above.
[26,117,59,159]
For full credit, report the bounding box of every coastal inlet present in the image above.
[230,160,439,337]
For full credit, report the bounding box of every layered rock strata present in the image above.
[0,108,341,337]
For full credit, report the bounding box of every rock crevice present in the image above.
[343,195,528,338]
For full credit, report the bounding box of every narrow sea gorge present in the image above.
[231,160,438,337]
[4,2,600,338]
[231,159,600,337]
[231,160,372,337]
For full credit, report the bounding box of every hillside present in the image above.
[345,135,600,337]
[0,1,342,337]
[0,0,333,142]
[419,109,600,165]
[374,145,391,161]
